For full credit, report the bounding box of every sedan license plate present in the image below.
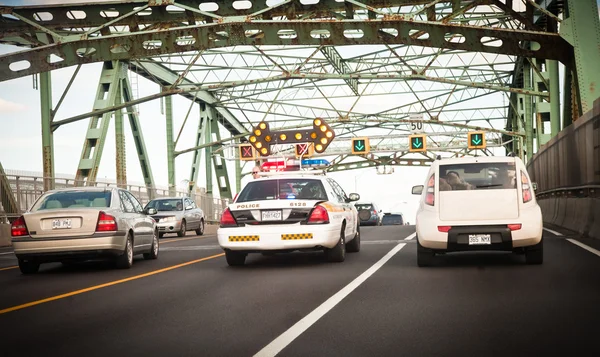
[468,234,491,245]
[52,219,72,230]
[261,210,282,221]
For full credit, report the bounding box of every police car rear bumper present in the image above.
[217,224,340,251]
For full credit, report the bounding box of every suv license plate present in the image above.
[468,234,491,245]
[261,210,282,221]
[52,219,72,229]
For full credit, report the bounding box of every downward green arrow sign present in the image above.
[472,135,482,145]
[413,138,422,148]
[355,141,365,151]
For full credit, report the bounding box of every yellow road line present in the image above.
[0,266,17,272]
[161,234,216,244]
[0,252,224,315]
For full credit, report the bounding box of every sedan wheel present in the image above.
[177,220,186,237]
[116,235,133,269]
[144,231,159,260]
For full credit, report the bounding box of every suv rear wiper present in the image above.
[476,184,503,188]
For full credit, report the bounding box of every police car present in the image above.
[217,161,361,266]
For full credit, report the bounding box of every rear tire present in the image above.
[346,224,361,253]
[225,250,246,266]
[417,236,434,267]
[144,230,159,260]
[18,259,40,274]
[195,219,205,236]
[525,238,543,265]
[177,220,186,237]
[116,235,133,269]
[158,232,165,238]
[325,228,346,262]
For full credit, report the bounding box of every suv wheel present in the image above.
[525,238,543,265]
[417,236,435,267]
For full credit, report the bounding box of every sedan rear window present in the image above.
[439,162,517,191]
[33,190,112,211]
[237,179,328,202]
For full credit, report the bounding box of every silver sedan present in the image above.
[11,187,159,274]
[144,197,205,238]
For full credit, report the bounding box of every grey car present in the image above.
[144,197,205,238]
[11,187,159,274]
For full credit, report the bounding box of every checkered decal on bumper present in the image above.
[229,235,259,242]
[281,233,314,240]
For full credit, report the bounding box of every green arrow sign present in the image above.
[472,135,482,145]
[412,138,422,148]
[354,140,365,151]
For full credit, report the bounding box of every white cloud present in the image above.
[0,98,26,113]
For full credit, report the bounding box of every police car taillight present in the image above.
[307,205,329,224]
[220,208,238,227]
[425,174,435,206]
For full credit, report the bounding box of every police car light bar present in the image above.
[301,159,330,167]
[256,171,326,177]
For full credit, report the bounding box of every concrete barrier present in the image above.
[539,197,600,240]
[588,199,600,239]
[205,224,218,235]
[0,224,10,247]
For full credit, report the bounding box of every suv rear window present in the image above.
[33,190,112,210]
[382,214,403,225]
[236,179,328,202]
[439,162,516,191]
[355,204,374,211]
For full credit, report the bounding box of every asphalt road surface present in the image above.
[0,226,599,357]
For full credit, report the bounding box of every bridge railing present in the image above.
[528,97,600,238]
[0,174,229,224]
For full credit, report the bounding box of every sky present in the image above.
[1,0,596,223]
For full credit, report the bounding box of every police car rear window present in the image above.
[236,179,328,202]
[439,162,517,191]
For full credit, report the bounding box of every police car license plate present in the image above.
[261,210,282,221]
[52,219,72,229]
[468,234,491,245]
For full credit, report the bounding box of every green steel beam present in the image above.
[204,109,213,196]
[189,103,209,195]
[548,59,560,136]
[562,0,600,114]
[40,70,55,191]
[127,60,247,136]
[165,95,176,196]
[522,60,534,161]
[320,46,360,96]
[235,141,242,194]
[75,61,123,185]
[114,82,127,188]
[121,71,155,197]
[209,113,232,199]
[0,17,573,82]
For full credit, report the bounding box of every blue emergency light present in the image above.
[301,159,330,167]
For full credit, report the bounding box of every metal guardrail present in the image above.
[0,174,229,224]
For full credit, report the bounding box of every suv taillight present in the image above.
[11,216,29,237]
[96,211,117,232]
[521,171,533,203]
[220,208,238,227]
[425,174,435,206]
[307,205,330,224]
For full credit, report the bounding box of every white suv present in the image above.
[412,156,543,266]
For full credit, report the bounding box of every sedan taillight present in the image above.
[11,216,29,237]
[96,211,117,232]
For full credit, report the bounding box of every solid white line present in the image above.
[566,239,600,258]
[0,252,14,256]
[543,227,563,236]
[253,233,414,357]
[404,233,416,241]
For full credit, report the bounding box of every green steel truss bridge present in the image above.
[0,0,598,201]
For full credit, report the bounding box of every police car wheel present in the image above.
[225,250,246,266]
[325,228,346,263]
[346,224,360,253]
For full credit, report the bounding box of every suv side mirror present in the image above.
[147,208,157,215]
[412,185,424,195]
[347,193,360,202]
